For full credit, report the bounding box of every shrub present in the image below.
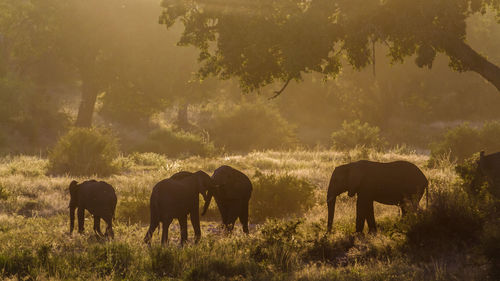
[331,120,386,151]
[200,101,297,152]
[136,128,215,157]
[429,121,500,166]
[48,127,120,176]
[250,171,316,222]
[401,189,483,252]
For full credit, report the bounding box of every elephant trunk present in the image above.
[327,196,336,233]
[201,192,213,216]
[69,206,76,234]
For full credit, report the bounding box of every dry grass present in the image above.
[0,148,488,280]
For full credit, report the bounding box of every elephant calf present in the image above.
[327,160,428,233]
[144,170,214,245]
[202,165,253,233]
[69,180,117,238]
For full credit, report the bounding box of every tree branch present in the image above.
[268,78,292,100]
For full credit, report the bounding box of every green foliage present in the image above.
[430,121,500,166]
[48,127,119,176]
[201,101,297,152]
[136,128,215,157]
[250,171,316,222]
[160,0,500,92]
[331,120,386,151]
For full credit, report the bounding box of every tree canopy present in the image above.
[159,0,500,94]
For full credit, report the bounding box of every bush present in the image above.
[401,189,483,252]
[331,120,386,151]
[200,101,297,152]
[429,121,500,166]
[48,127,119,176]
[136,128,215,157]
[250,171,316,222]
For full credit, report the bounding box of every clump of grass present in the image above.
[48,127,120,176]
[250,171,316,222]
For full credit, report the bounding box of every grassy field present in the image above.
[0,149,494,280]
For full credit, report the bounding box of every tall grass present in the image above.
[0,148,494,280]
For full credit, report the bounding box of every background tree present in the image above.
[159,0,500,94]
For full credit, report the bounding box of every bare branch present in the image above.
[268,78,292,100]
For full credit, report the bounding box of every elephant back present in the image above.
[212,166,252,200]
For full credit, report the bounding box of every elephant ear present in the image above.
[69,180,79,193]
[347,164,363,197]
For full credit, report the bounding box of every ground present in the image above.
[0,149,491,280]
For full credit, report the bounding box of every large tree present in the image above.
[159,0,500,94]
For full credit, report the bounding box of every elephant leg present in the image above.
[190,210,201,243]
[77,208,85,234]
[179,215,188,245]
[355,197,367,233]
[93,216,104,237]
[161,218,173,246]
[400,204,406,217]
[365,201,377,233]
[239,200,249,234]
[103,216,114,239]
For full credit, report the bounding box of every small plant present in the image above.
[250,172,316,222]
[136,128,215,157]
[331,120,386,151]
[48,127,119,176]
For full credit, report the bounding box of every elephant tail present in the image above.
[424,178,429,209]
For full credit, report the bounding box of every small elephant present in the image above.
[327,160,428,233]
[143,170,214,245]
[201,165,252,233]
[69,180,117,238]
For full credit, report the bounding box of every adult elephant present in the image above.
[477,151,500,196]
[201,165,252,233]
[69,180,117,238]
[143,170,214,245]
[326,160,428,233]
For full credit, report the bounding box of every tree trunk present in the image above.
[75,77,99,127]
[176,102,189,128]
[444,39,500,92]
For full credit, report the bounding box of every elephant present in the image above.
[69,180,117,238]
[201,165,252,233]
[477,151,500,196]
[326,160,428,233]
[143,170,214,245]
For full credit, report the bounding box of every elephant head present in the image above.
[69,180,79,234]
[193,170,216,203]
[326,163,363,232]
[200,183,222,216]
